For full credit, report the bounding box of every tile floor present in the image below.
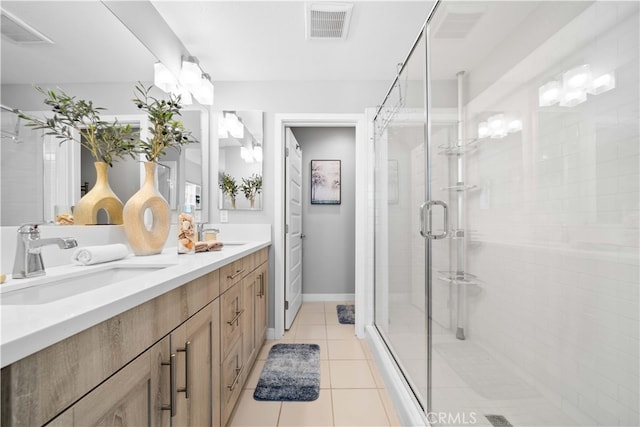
[228,301,401,427]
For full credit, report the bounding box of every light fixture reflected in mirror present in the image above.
[539,64,615,108]
[154,57,214,106]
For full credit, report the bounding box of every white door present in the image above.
[285,128,303,329]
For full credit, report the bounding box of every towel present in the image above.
[195,241,224,252]
[72,244,129,265]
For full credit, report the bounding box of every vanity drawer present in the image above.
[221,338,244,426]
[221,283,243,361]
[220,259,248,292]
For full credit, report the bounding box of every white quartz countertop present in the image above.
[0,240,270,368]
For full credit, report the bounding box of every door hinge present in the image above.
[286,147,290,157]
[285,301,289,310]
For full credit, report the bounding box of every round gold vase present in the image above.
[73,162,123,225]
[123,162,170,255]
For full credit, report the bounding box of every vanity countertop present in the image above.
[0,240,270,368]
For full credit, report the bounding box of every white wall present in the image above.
[291,127,356,295]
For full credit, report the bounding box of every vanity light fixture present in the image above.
[478,114,522,139]
[487,113,507,139]
[154,62,178,93]
[507,119,522,133]
[539,64,615,107]
[179,57,202,89]
[154,57,215,106]
[477,121,489,139]
[253,145,263,162]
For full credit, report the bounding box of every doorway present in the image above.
[273,114,368,340]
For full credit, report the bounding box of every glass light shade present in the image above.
[179,59,201,90]
[488,114,506,138]
[227,113,244,139]
[559,88,587,107]
[173,86,192,105]
[563,64,592,91]
[253,145,263,162]
[539,80,561,106]
[154,62,177,93]
[240,146,253,163]
[588,72,616,95]
[507,119,522,133]
[193,76,214,105]
[218,115,228,138]
[478,121,489,139]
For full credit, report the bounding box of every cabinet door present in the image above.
[221,338,244,426]
[254,264,268,351]
[51,336,171,427]
[172,300,219,427]
[242,272,256,368]
[221,282,243,361]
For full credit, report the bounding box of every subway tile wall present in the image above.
[464,3,639,425]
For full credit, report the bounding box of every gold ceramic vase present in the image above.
[123,162,170,255]
[73,162,124,225]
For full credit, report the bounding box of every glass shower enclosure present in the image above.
[373,1,639,426]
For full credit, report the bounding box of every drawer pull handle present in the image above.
[177,341,191,399]
[161,353,177,417]
[256,274,263,297]
[227,363,243,391]
[227,309,245,326]
[227,269,246,280]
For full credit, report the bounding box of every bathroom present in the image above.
[1,1,638,426]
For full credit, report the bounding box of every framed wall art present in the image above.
[310,159,341,204]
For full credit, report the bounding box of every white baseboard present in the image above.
[365,325,427,427]
[302,293,355,302]
[266,328,276,340]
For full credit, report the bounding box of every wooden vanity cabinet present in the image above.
[1,246,268,427]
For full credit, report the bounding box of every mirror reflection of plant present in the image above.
[15,87,136,166]
[132,83,198,163]
[219,172,239,201]
[240,174,263,202]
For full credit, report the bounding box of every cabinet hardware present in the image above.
[227,269,246,280]
[176,341,191,399]
[161,353,177,417]
[227,309,245,326]
[227,355,243,391]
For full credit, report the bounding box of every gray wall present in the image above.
[291,127,356,295]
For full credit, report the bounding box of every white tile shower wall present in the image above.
[464,4,639,426]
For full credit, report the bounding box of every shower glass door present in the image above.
[373,30,429,409]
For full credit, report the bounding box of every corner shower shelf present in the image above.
[437,271,481,286]
[437,139,479,155]
[440,184,478,192]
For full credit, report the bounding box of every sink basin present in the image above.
[1,265,168,305]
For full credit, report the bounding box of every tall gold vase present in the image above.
[123,162,170,255]
[74,162,123,225]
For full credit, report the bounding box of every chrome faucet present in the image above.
[12,224,78,279]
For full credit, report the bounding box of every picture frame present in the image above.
[310,159,341,205]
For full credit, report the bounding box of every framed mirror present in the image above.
[0,1,209,226]
[218,110,264,210]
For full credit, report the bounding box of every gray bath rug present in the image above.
[337,304,355,324]
[253,343,320,401]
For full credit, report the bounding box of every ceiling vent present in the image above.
[305,2,353,40]
[1,9,54,44]
[433,4,485,39]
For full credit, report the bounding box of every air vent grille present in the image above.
[1,10,53,44]
[433,5,484,39]
[306,3,353,40]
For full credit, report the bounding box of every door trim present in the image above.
[274,113,367,339]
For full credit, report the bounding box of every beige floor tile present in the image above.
[281,324,298,341]
[297,311,326,325]
[377,387,402,426]
[228,390,281,427]
[325,311,341,325]
[332,389,390,427]
[367,359,386,388]
[359,340,375,360]
[329,360,377,388]
[326,325,356,340]
[300,302,325,312]
[327,340,366,360]
[244,360,265,390]
[278,391,333,426]
[320,360,331,389]
[294,339,328,360]
[324,301,354,312]
[295,324,327,340]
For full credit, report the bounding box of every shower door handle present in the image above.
[420,200,448,240]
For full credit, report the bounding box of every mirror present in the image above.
[0,1,209,226]
[218,110,264,210]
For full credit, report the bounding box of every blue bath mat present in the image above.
[253,344,320,401]
[337,304,355,324]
